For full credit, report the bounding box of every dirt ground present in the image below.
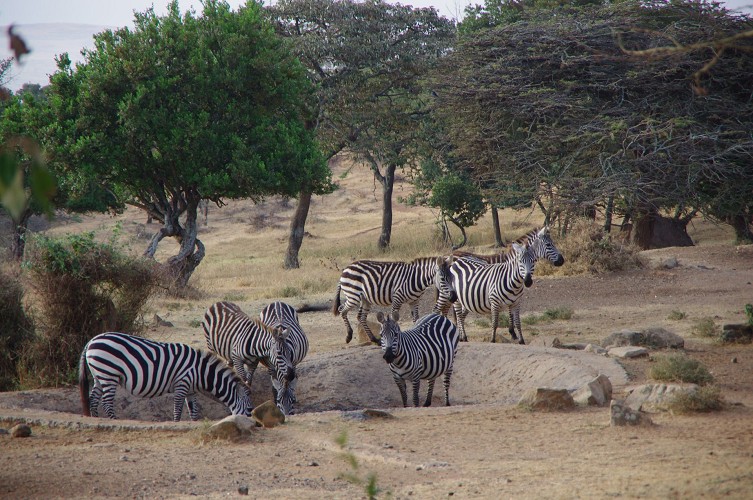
[2,241,753,499]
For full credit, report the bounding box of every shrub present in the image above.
[666,385,724,414]
[539,220,642,276]
[745,304,753,327]
[19,232,157,387]
[668,310,687,321]
[692,317,719,338]
[0,268,34,391]
[650,355,714,386]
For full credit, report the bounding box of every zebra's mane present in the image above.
[511,227,542,246]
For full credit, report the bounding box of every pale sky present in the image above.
[1,0,751,90]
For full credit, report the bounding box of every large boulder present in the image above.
[518,388,575,411]
[572,374,612,407]
[624,383,700,412]
[602,328,684,349]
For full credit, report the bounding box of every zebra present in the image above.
[259,301,309,415]
[448,241,536,344]
[376,312,459,407]
[202,301,296,415]
[78,332,253,422]
[437,226,565,338]
[333,256,456,344]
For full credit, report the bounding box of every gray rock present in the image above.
[624,383,699,412]
[610,400,653,426]
[584,344,607,355]
[603,328,684,349]
[518,388,575,411]
[607,346,649,359]
[204,415,256,441]
[572,374,613,407]
[721,324,753,344]
[10,424,32,438]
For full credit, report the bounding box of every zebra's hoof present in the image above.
[346,332,353,344]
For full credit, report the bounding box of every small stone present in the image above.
[238,485,249,495]
[10,424,31,438]
[732,357,738,363]
[309,461,319,467]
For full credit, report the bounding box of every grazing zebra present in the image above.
[449,242,536,344]
[78,332,253,422]
[333,256,455,344]
[259,301,309,415]
[202,301,296,414]
[377,312,459,407]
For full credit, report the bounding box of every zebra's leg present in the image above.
[100,382,118,419]
[393,374,409,407]
[187,394,201,421]
[455,304,469,342]
[509,301,524,345]
[89,382,102,417]
[410,301,420,323]
[172,383,190,422]
[443,368,453,406]
[411,378,421,407]
[339,299,356,343]
[357,303,379,344]
[423,378,436,407]
[490,304,500,343]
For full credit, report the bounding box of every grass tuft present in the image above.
[650,355,714,385]
[692,317,719,338]
[666,385,725,414]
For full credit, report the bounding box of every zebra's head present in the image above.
[270,327,296,383]
[272,377,297,416]
[434,256,458,305]
[512,242,535,288]
[376,311,400,364]
[530,226,565,267]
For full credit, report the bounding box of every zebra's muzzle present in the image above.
[524,273,533,288]
[553,255,565,267]
[383,350,396,363]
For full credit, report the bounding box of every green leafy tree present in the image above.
[47,1,331,287]
[267,0,455,253]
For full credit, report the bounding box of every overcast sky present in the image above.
[1,0,752,89]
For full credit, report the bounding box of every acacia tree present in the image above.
[434,0,753,248]
[48,1,330,287]
[267,0,455,257]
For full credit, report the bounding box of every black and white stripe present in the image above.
[259,301,309,415]
[449,242,536,344]
[333,257,454,344]
[377,312,459,407]
[202,301,295,414]
[78,332,253,421]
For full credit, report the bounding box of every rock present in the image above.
[251,400,286,428]
[518,388,575,411]
[610,400,653,426]
[153,314,174,327]
[624,383,699,412]
[0,428,8,435]
[341,409,396,421]
[649,256,679,270]
[607,346,649,359]
[204,415,256,441]
[602,328,684,349]
[584,344,607,355]
[10,424,32,438]
[238,486,249,495]
[572,374,613,407]
[721,324,753,344]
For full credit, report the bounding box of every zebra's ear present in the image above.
[376,311,386,324]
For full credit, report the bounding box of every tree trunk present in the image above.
[728,214,753,243]
[370,158,396,251]
[491,205,504,247]
[604,194,614,233]
[284,190,312,269]
[9,208,32,260]
[633,210,693,250]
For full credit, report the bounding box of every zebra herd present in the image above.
[79,226,563,421]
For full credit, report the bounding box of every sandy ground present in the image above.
[2,240,753,498]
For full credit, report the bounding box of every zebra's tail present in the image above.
[78,346,91,417]
[332,284,341,316]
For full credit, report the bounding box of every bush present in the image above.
[539,220,642,276]
[19,232,157,387]
[692,317,719,338]
[0,268,34,391]
[666,385,724,414]
[650,355,714,386]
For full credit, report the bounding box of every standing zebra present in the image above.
[79,332,253,422]
[202,301,296,415]
[333,256,455,344]
[449,242,536,344]
[259,301,309,415]
[377,312,459,407]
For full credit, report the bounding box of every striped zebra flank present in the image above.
[333,256,454,344]
[202,301,296,415]
[450,242,536,344]
[259,301,309,415]
[377,312,459,408]
[78,332,253,422]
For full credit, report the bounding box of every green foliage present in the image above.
[666,385,724,414]
[19,232,157,387]
[650,355,714,386]
[668,310,687,321]
[692,317,719,338]
[523,307,574,325]
[745,304,753,327]
[335,430,388,499]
